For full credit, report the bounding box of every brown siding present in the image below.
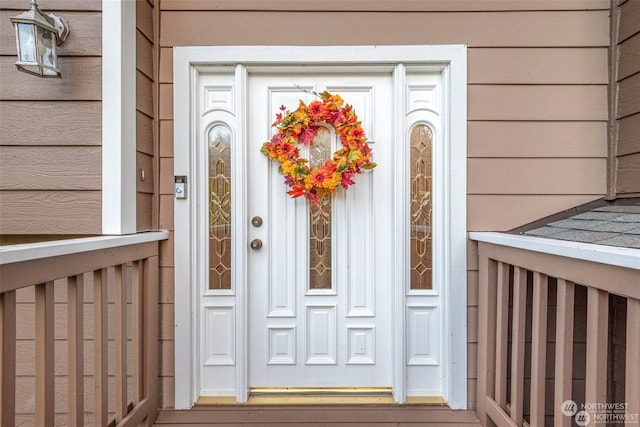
[160,0,610,11]
[0,102,101,146]
[0,191,101,234]
[614,0,640,197]
[0,1,102,236]
[160,10,608,47]
[136,0,158,231]
[156,0,611,410]
[0,10,101,56]
[0,147,101,190]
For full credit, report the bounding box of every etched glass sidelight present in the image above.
[208,125,232,290]
[309,128,332,290]
[410,125,433,290]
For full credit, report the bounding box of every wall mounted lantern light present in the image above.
[10,0,69,78]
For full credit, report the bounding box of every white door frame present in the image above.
[173,45,467,409]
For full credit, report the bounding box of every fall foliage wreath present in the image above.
[261,91,376,204]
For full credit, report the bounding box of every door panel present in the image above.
[248,73,393,388]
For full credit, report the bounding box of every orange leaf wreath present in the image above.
[260,91,376,204]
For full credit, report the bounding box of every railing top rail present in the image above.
[469,232,640,271]
[0,231,170,265]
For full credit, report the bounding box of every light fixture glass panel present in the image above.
[36,26,56,75]
[17,23,35,62]
[309,127,332,290]
[410,124,433,290]
[208,124,232,290]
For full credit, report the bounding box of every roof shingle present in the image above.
[523,202,640,249]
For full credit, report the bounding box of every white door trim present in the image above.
[173,45,467,409]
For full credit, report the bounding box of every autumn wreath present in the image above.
[260,90,376,204]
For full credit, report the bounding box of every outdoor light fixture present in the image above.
[10,0,69,78]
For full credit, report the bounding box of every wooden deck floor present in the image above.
[153,404,482,426]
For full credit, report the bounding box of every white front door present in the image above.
[173,46,468,408]
[247,73,393,389]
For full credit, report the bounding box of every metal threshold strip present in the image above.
[251,387,393,396]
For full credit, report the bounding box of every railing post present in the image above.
[510,266,526,425]
[530,272,548,427]
[476,243,497,426]
[115,264,128,422]
[94,269,108,426]
[0,290,16,427]
[585,287,608,417]
[143,255,159,426]
[67,274,84,427]
[132,260,144,404]
[35,282,55,427]
[494,262,510,409]
[554,279,575,427]
[626,298,640,427]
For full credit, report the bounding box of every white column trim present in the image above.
[173,47,195,409]
[102,0,137,234]
[234,64,249,403]
[392,63,407,404]
[445,46,468,409]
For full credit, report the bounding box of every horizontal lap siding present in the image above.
[0,1,101,10]
[0,147,101,190]
[0,2,102,235]
[161,0,609,11]
[160,10,608,47]
[615,0,640,196]
[0,6,104,426]
[157,2,610,411]
[0,102,101,146]
[0,10,101,56]
[0,191,101,235]
[158,8,609,232]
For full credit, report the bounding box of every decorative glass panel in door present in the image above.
[209,124,232,290]
[309,128,332,290]
[410,125,433,290]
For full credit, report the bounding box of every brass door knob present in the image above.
[250,239,263,250]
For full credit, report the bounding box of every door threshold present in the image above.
[196,395,397,405]
[196,389,446,405]
[250,387,393,404]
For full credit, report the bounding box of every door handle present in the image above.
[250,239,263,250]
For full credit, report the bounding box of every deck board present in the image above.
[154,405,481,426]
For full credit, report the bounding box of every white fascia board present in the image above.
[102,0,137,234]
[469,232,640,271]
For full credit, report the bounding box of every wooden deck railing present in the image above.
[470,232,640,427]
[0,231,169,427]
